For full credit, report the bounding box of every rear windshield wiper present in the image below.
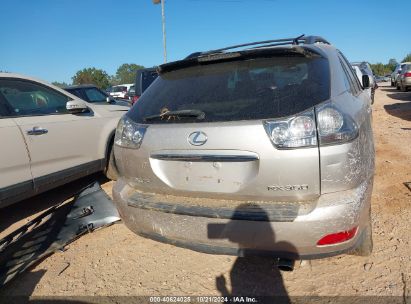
[144,109,206,122]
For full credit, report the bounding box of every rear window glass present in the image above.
[128,56,330,124]
[113,86,126,92]
[84,88,107,102]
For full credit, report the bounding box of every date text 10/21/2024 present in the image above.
[149,296,258,303]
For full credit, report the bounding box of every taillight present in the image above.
[263,102,358,149]
[132,95,140,103]
[317,227,358,246]
[114,116,147,149]
[316,102,358,145]
[263,109,317,149]
[405,72,411,78]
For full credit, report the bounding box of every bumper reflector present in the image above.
[317,227,358,246]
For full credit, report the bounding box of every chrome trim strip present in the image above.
[150,154,259,162]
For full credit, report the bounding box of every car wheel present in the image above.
[391,81,394,86]
[396,84,400,90]
[105,143,118,181]
[400,84,406,92]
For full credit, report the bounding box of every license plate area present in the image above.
[149,150,259,193]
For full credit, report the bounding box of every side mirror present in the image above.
[362,75,371,88]
[66,100,88,114]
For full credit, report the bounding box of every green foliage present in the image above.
[51,81,70,88]
[72,68,111,89]
[387,58,398,71]
[370,63,392,76]
[402,53,411,63]
[112,63,145,85]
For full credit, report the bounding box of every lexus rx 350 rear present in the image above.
[113,36,375,259]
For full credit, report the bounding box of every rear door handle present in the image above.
[27,126,48,135]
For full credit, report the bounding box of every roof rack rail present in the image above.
[185,35,330,59]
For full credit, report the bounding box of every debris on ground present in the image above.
[0,182,120,287]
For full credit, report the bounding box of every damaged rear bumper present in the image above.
[113,178,372,259]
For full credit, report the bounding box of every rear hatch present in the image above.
[118,49,330,202]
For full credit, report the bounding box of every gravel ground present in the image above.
[1,83,410,299]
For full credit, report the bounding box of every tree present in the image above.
[402,53,411,63]
[72,68,110,89]
[52,81,70,88]
[388,58,398,71]
[370,63,391,76]
[112,63,145,85]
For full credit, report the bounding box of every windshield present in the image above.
[83,87,108,102]
[113,86,126,93]
[128,56,330,124]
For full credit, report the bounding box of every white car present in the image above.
[352,65,373,101]
[109,84,134,99]
[0,73,129,208]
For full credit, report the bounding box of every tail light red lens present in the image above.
[132,95,140,104]
[404,72,411,78]
[317,227,358,246]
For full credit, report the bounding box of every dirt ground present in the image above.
[1,83,410,298]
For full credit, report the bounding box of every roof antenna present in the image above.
[292,34,305,45]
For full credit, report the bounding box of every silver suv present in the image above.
[113,36,375,260]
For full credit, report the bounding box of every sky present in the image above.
[1,0,410,84]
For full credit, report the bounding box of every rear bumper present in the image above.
[403,78,411,86]
[113,178,373,259]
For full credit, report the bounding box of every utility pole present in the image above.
[153,0,167,63]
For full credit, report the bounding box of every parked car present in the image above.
[132,68,158,104]
[0,73,129,208]
[112,35,375,262]
[124,85,136,101]
[351,62,376,89]
[396,63,411,91]
[109,84,133,99]
[352,65,375,104]
[64,84,131,107]
[391,63,410,87]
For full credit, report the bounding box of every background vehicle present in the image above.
[351,62,376,88]
[0,73,129,208]
[109,84,133,99]
[352,65,375,104]
[391,63,411,87]
[397,63,411,91]
[113,35,375,260]
[64,84,130,107]
[132,68,158,104]
[124,85,136,101]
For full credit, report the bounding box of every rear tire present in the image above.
[391,81,394,87]
[105,144,118,181]
[400,84,406,92]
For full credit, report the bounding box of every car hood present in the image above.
[90,102,130,117]
[91,101,130,110]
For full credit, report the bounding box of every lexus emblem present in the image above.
[188,131,207,146]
